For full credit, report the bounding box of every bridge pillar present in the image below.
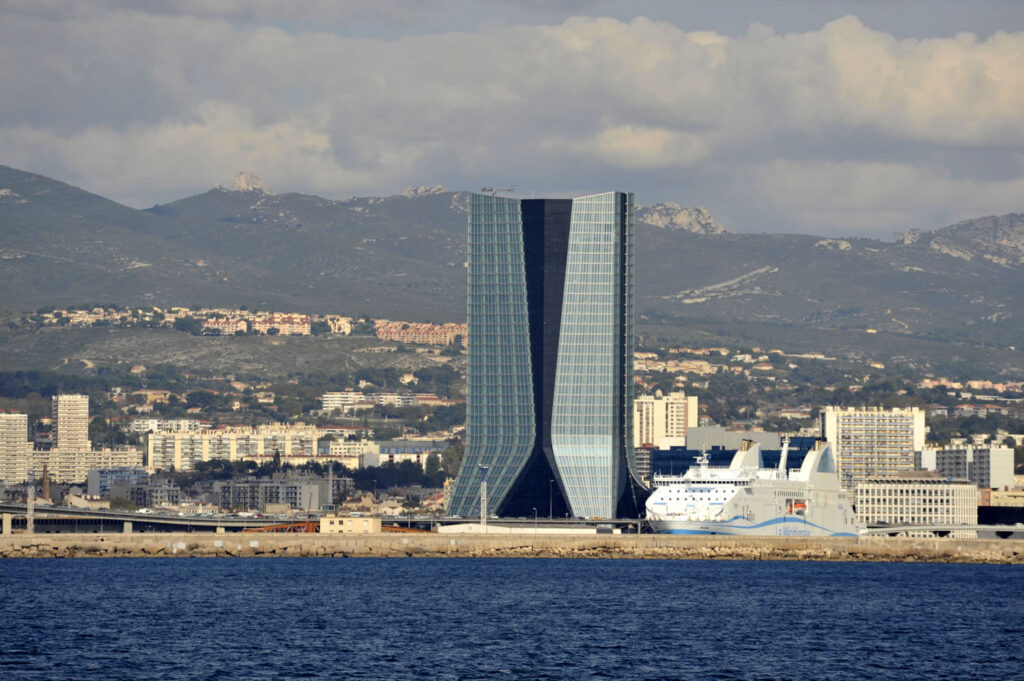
[123,521,133,535]
[2,513,10,535]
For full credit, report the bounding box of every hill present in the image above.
[1,165,1022,370]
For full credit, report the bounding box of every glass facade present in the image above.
[449,194,536,517]
[449,192,642,519]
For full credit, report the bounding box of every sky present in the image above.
[2,0,1023,238]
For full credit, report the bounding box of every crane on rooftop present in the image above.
[480,186,516,196]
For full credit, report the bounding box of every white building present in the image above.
[145,425,318,472]
[36,447,144,483]
[52,394,90,451]
[633,390,698,449]
[321,391,422,414]
[321,391,365,413]
[0,413,32,483]
[918,445,1015,490]
[856,476,977,538]
[820,406,925,491]
[326,439,380,469]
[128,418,204,435]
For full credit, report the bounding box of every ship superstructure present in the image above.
[645,439,859,536]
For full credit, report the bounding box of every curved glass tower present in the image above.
[449,192,646,520]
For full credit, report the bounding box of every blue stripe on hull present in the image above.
[650,514,856,537]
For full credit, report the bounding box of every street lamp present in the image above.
[548,479,554,519]
[533,507,538,534]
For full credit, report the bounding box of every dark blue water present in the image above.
[2,558,1022,680]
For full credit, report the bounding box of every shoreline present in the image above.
[2,533,1023,563]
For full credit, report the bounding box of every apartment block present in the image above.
[37,447,143,483]
[821,406,925,491]
[633,390,698,449]
[213,477,353,512]
[252,314,310,335]
[145,425,318,472]
[52,394,90,451]
[918,445,1015,490]
[374,320,466,347]
[0,413,32,483]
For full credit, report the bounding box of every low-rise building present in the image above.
[990,489,1024,507]
[87,466,149,498]
[320,514,381,534]
[128,481,182,508]
[856,475,977,538]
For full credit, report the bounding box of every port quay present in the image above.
[3,532,1024,563]
[2,511,1022,564]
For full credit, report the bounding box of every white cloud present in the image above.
[0,7,1022,234]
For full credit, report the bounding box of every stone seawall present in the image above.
[1,533,1023,563]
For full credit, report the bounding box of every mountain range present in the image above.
[2,165,1022,371]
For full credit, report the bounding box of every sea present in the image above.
[1,558,1022,680]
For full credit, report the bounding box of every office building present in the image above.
[856,475,977,538]
[449,192,645,519]
[52,394,90,451]
[0,413,32,483]
[633,390,698,449]
[821,406,925,491]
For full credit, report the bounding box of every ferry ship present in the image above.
[645,439,859,536]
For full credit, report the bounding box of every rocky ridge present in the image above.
[899,213,1024,266]
[637,202,727,235]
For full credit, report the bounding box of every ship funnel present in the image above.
[778,436,790,473]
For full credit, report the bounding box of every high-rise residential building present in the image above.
[0,413,32,483]
[449,192,646,519]
[633,390,699,449]
[52,394,90,451]
[820,406,925,491]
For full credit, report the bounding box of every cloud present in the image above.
[746,159,1024,236]
[0,7,1022,235]
[584,125,708,168]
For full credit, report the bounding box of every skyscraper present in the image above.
[449,192,646,519]
[52,394,90,451]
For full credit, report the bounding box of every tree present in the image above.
[440,440,464,475]
[310,321,331,335]
[267,327,280,336]
[173,316,203,335]
[110,496,138,511]
[425,452,442,479]
[186,390,220,409]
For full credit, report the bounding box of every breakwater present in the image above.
[2,532,1023,563]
